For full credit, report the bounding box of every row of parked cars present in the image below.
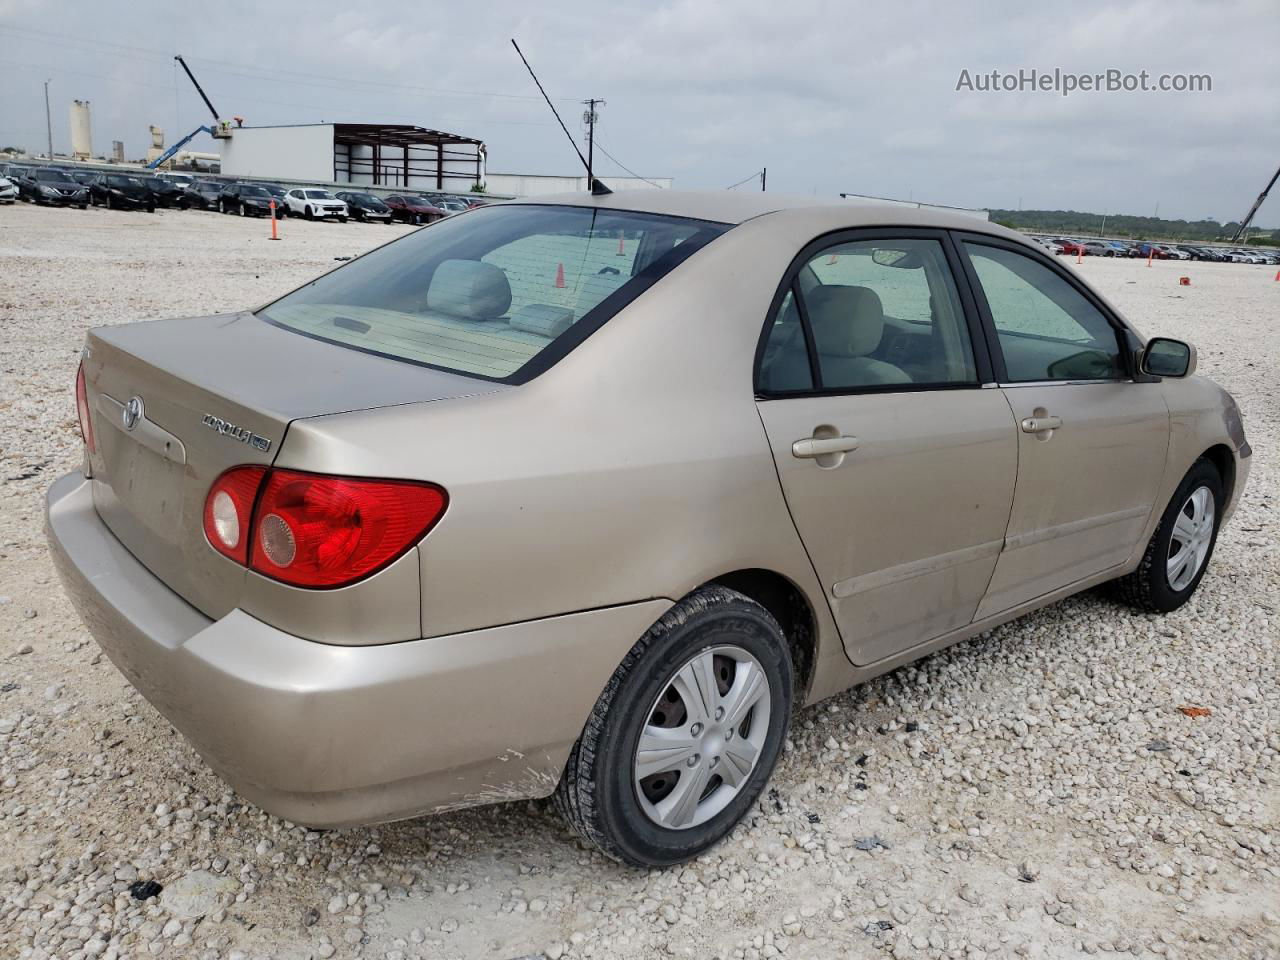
[1032,235,1279,264]
[0,163,491,225]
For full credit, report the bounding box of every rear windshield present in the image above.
[259,204,727,382]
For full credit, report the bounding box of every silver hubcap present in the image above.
[1167,486,1215,591]
[633,645,771,830]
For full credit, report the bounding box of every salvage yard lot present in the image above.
[0,202,1276,960]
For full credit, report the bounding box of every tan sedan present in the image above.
[47,191,1250,866]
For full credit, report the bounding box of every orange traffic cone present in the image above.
[269,201,279,240]
[1147,248,1155,268]
[1179,276,1191,286]
[1076,246,1083,264]
[555,263,565,288]
[1274,269,1279,282]
[616,231,626,257]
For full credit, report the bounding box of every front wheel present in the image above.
[337,216,347,223]
[1110,459,1223,613]
[555,586,793,867]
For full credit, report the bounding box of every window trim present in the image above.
[257,203,732,386]
[950,232,1140,385]
[754,227,994,399]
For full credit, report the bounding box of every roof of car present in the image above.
[505,189,1011,233]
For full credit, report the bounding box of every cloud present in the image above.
[1,0,1276,223]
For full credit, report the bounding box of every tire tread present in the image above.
[554,586,779,863]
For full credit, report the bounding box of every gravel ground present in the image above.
[0,202,1277,960]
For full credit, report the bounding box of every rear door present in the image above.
[755,231,1018,666]
[954,237,1169,618]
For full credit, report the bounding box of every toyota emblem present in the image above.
[123,396,143,431]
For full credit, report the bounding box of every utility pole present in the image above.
[44,79,53,161]
[761,167,766,191]
[582,98,604,189]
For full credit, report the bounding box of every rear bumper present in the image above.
[46,471,668,827]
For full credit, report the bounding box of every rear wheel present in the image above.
[556,586,793,867]
[1110,459,1223,613]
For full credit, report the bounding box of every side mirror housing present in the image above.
[1142,337,1196,378]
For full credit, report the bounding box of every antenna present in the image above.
[510,39,612,195]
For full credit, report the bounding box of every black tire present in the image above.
[338,216,347,223]
[237,203,246,217]
[304,206,314,220]
[78,204,87,210]
[555,586,793,867]
[1110,458,1223,613]
[106,194,113,210]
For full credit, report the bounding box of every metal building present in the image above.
[219,123,485,191]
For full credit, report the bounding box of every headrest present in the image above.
[509,303,574,339]
[806,285,885,358]
[426,259,512,320]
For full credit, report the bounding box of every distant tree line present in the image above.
[989,209,1275,244]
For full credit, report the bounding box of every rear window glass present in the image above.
[259,204,727,382]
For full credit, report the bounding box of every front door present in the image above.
[955,239,1170,618]
[755,233,1018,666]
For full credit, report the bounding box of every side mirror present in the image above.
[1141,337,1196,378]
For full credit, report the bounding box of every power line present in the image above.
[725,170,764,190]
[0,25,579,104]
[593,140,664,187]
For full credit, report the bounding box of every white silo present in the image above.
[70,100,92,159]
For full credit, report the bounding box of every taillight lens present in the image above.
[202,468,447,588]
[203,466,267,565]
[75,362,96,454]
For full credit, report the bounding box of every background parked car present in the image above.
[283,188,348,221]
[1056,239,1087,256]
[1081,240,1114,257]
[0,176,16,204]
[219,183,283,218]
[335,191,394,223]
[89,174,155,211]
[22,168,90,208]
[139,176,189,209]
[185,180,224,211]
[259,183,290,216]
[1132,242,1169,259]
[384,194,445,224]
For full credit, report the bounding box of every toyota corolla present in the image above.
[47,192,1250,867]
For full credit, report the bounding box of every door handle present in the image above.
[792,435,860,458]
[1020,415,1063,434]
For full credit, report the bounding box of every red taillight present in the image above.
[75,362,96,454]
[203,466,268,565]
[202,468,447,588]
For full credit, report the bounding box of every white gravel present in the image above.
[1,203,1277,960]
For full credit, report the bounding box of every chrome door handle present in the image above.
[1020,415,1063,434]
[792,435,860,458]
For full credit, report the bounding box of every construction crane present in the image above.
[147,55,232,170]
[1230,163,1280,244]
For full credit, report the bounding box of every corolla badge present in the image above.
[201,413,273,453]
[122,396,143,431]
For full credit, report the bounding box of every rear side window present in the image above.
[260,205,727,382]
[759,237,977,393]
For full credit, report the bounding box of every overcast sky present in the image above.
[1,0,1276,224]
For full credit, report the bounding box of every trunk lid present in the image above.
[84,312,496,619]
